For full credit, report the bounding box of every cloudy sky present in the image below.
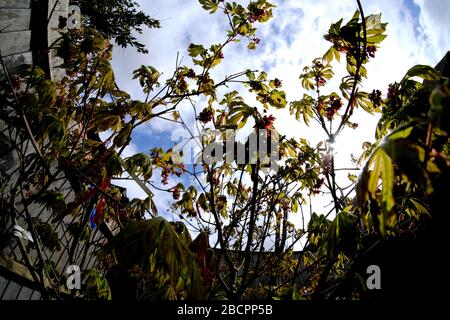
[109,0,449,235]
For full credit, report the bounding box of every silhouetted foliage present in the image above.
[72,0,160,53]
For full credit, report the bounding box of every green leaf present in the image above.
[269,89,287,109]
[257,71,268,82]
[83,269,112,300]
[367,148,382,198]
[245,69,255,81]
[326,18,343,37]
[45,114,66,145]
[150,198,158,216]
[125,153,153,181]
[359,146,396,235]
[93,114,123,132]
[366,147,395,211]
[381,139,428,184]
[197,193,209,211]
[198,0,219,13]
[386,126,413,140]
[113,123,132,147]
[105,151,123,177]
[405,64,440,81]
[409,198,430,218]
[355,91,375,113]
[366,33,387,44]
[128,100,153,120]
[227,105,254,128]
[348,173,357,183]
[322,211,357,258]
[291,200,298,213]
[289,94,314,125]
[323,47,334,64]
[323,47,340,64]
[188,43,206,57]
[220,90,245,108]
[236,22,251,36]
[379,149,395,213]
[366,14,382,29]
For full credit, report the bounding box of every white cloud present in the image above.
[413,0,450,62]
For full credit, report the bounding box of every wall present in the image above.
[0,0,33,76]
